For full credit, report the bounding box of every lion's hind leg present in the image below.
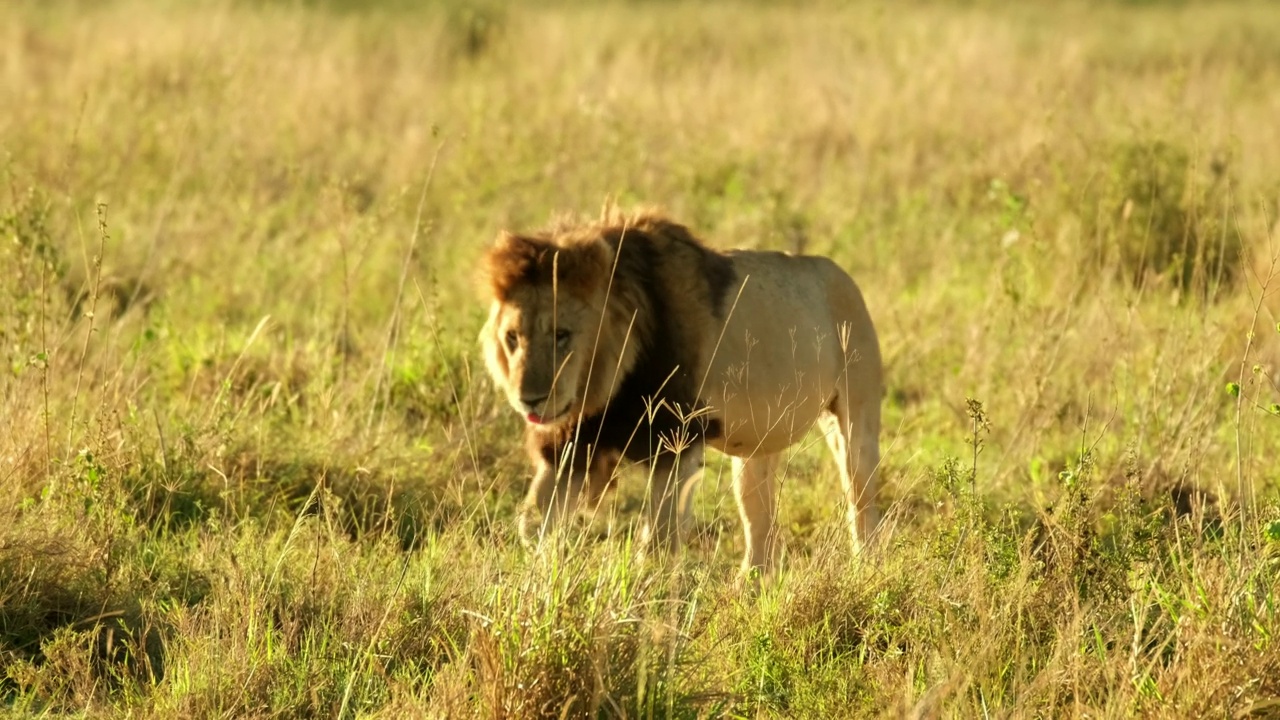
[820,394,882,551]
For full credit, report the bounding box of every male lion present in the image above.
[479,209,883,577]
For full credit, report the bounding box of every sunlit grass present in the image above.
[3,0,1280,716]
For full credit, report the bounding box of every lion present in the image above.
[479,208,883,578]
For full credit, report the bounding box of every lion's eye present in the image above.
[505,330,519,352]
[554,329,572,348]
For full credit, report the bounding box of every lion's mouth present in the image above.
[524,400,572,426]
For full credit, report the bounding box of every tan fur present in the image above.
[479,208,884,578]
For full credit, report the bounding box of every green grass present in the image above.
[3,0,1280,716]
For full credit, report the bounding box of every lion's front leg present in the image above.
[517,455,563,546]
[732,452,780,578]
[639,443,704,550]
[518,431,618,546]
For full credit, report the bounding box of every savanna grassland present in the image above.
[4,0,1280,716]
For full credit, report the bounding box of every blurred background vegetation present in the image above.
[2,0,1279,716]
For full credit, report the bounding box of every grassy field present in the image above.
[4,0,1280,716]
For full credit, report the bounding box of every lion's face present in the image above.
[479,227,641,427]
[481,284,600,426]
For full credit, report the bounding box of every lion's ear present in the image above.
[557,240,613,296]
[493,229,520,248]
[483,231,539,300]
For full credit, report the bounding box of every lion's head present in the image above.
[479,227,642,427]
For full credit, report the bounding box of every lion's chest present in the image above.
[574,346,713,462]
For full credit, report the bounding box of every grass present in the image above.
[3,0,1280,716]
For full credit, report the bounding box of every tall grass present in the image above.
[3,0,1280,716]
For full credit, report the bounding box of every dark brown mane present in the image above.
[492,208,739,468]
[483,209,735,315]
[482,229,611,302]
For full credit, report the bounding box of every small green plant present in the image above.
[1087,138,1241,296]
[1265,520,1280,544]
[1,185,64,377]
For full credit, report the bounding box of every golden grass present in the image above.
[3,0,1280,716]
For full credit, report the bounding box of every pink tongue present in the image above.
[526,412,543,424]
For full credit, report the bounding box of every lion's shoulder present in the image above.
[598,211,738,322]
